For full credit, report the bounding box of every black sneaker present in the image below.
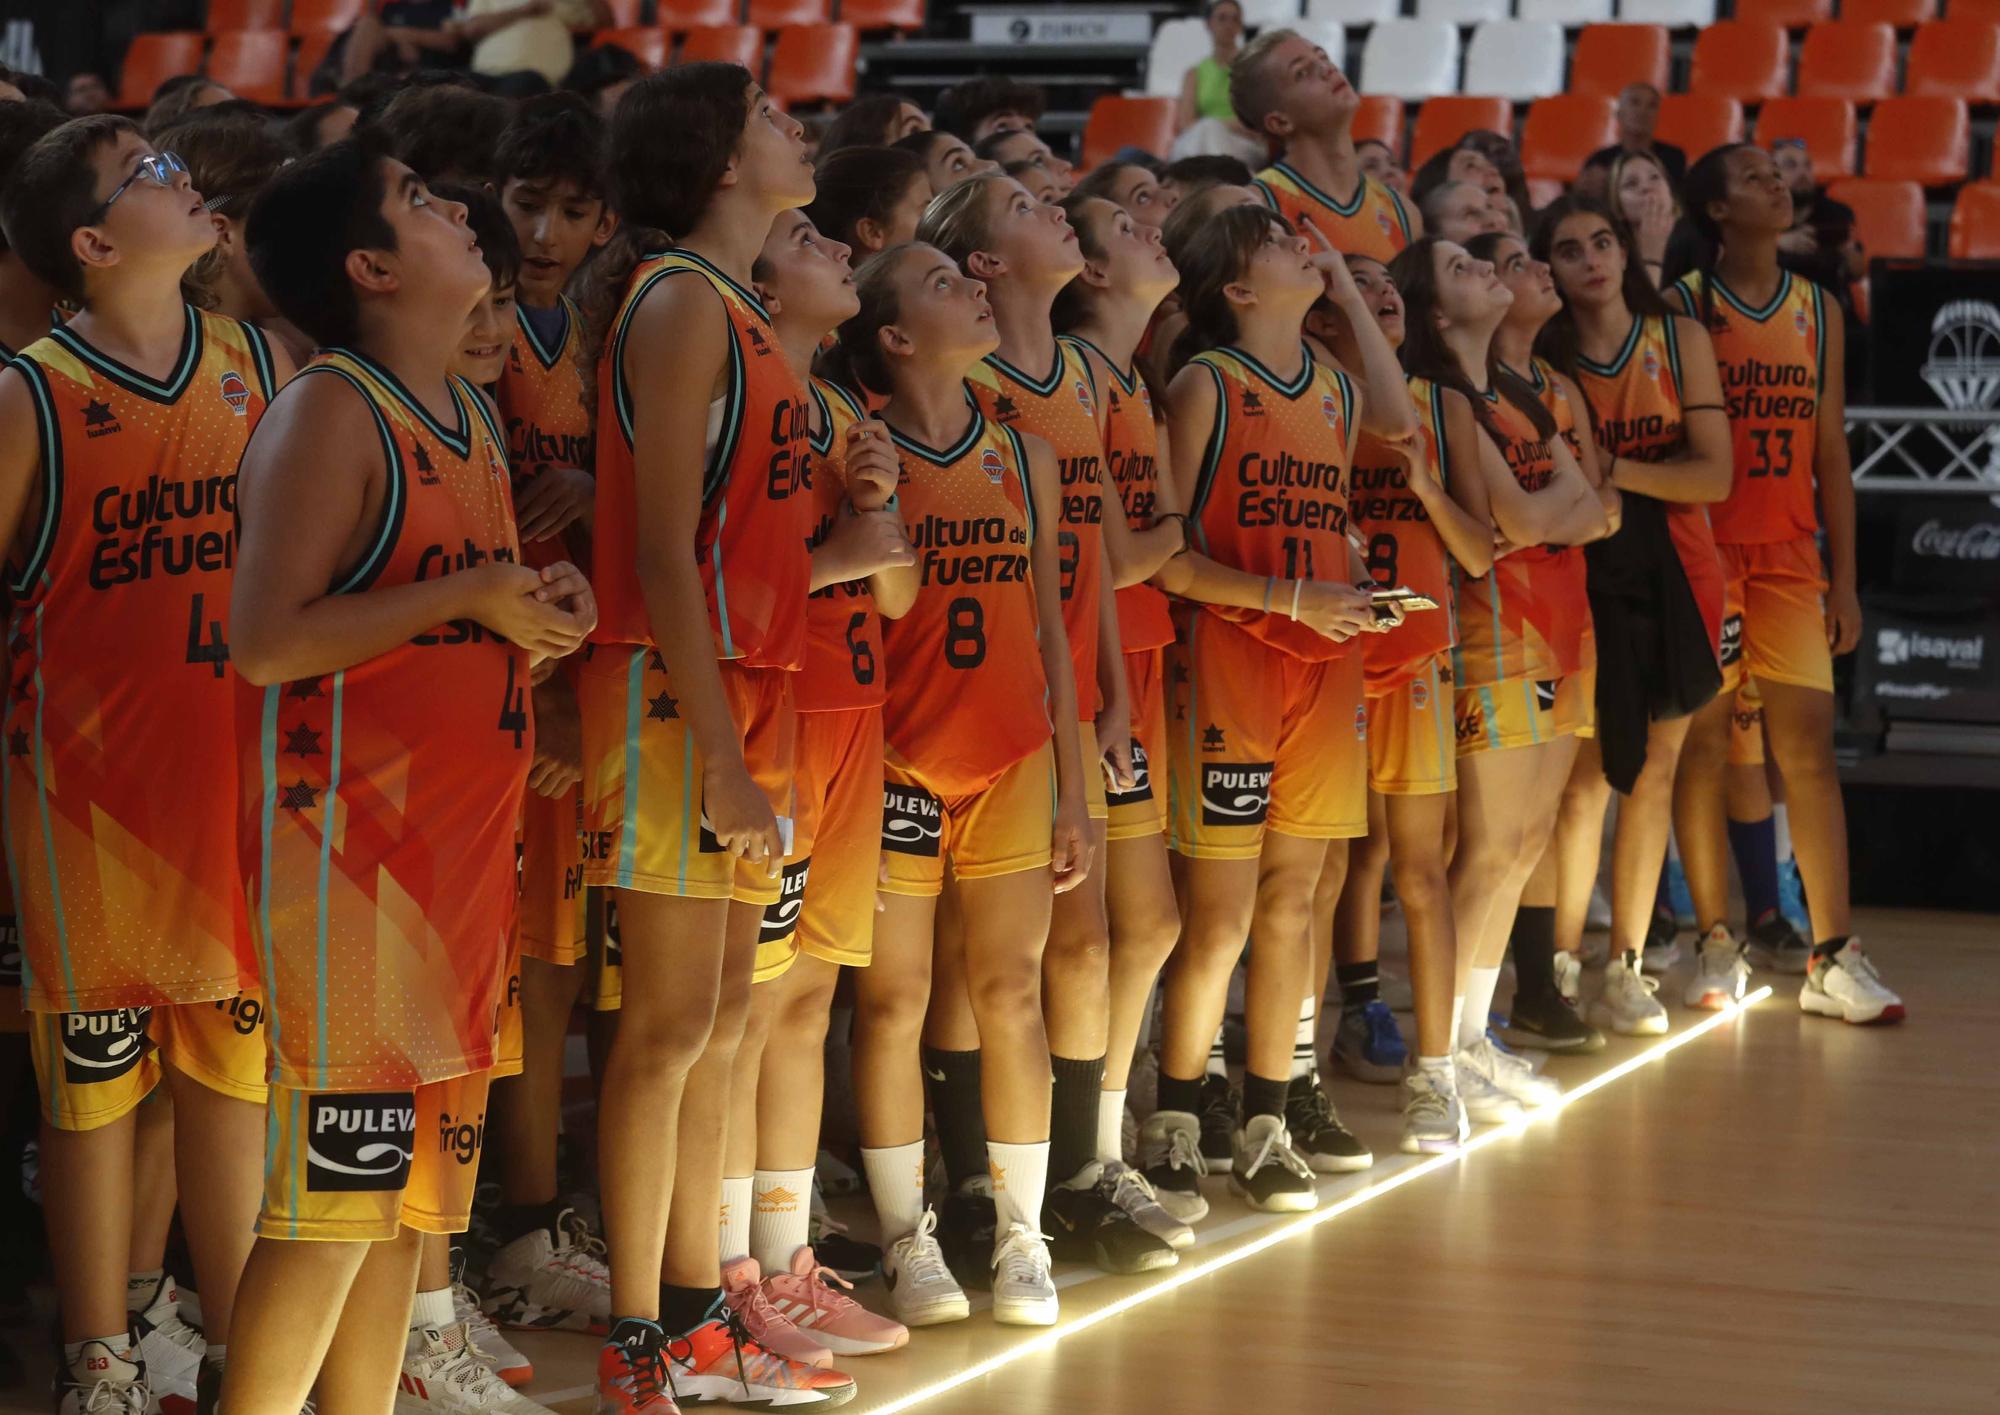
[1504,985,1607,1054]
[1197,1073,1236,1164]
[1642,907,1682,974]
[1135,1109,1209,1224]
[1044,1171,1178,1274]
[812,1231,882,1284]
[1227,1115,1317,1213]
[1746,910,1811,975]
[935,1182,996,1292]
[1283,1076,1373,1173]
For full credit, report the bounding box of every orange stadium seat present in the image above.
[1520,94,1618,182]
[594,26,668,68]
[1796,22,1898,103]
[1758,96,1857,176]
[1569,23,1671,97]
[206,0,285,33]
[1734,0,1832,26]
[1826,177,1928,258]
[682,24,764,68]
[116,32,205,108]
[292,31,338,100]
[1948,181,2000,256]
[1689,22,1790,104]
[1904,20,2000,100]
[1946,0,2000,19]
[660,0,742,31]
[1654,93,1746,156]
[1842,0,1936,22]
[290,0,365,35]
[1864,96,1970,184]
[749,0,831,27]
[841,0,927,30]
[768,23,858,104]
[595,0,645,27]
[207,29,289,104]
[1080,95,1178,169]
[1410,95,1514,167]
[1351,94,1407,154]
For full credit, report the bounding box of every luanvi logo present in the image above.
[60,1007,152,1083]
[1199,762,1272,826]
[882,784,943,857]
[306,1092,416,1192]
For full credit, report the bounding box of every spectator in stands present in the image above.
[142,76,235,136]
[1608,149,1678,287]
[1410,143,1505,218]
[1073,160,1179,229]
[895,128,998,195]
[979,128,1075,197]
[373,80,512,184]
[1772,137,1863,290]
[1355,138,1407,197]
[561,40,643,118]
[1459,129,1531,219]
[1168,0,1263,167]
[1584,82,1685,187]
[1420,179,1502,244]
[462,0,609,91]
[820,93,930,157]
[807,145,930,257]
[933,75,1044,144]
[62,71,109,114]
[338,0,576,86]
[285,99,360,152]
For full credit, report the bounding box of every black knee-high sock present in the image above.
[922,1046,988,1191]
[1334,960,1378,1010]
[1049,1054,1106,1184]
[1511,906,1556,1000]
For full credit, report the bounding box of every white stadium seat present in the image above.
[1464,19,1567,99]
[1237,0,1305,26]
[1417,0,1513,23]
[1361,18,1465,98]
[1304,0,1401,23]
[1517,0,1614,21]
[1616,0,1716,25]
[1145,17,1212,99]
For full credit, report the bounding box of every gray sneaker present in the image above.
[1400,1069,1469,1155]
[1095,1159,1195,1249]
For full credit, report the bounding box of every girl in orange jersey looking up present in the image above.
[822,242,1090,1328]
[1143,204,1413,1216]
[1389,235,1613,1128]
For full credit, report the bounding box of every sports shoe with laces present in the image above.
[1283,1075,1372,1172]
[806,1184,880,1284]
[1592,952,1670,1036]
[1454,1060,1524,1125]
[1228,1114,1317,1213]
[1746,911,1811,975]
[720,1257,831,1370]
[1553,950,1583,1004]
[1458,1034,1561,1109]
[395,1324,556,1415]
[1135,1110,1208,1224]
[1196,1074,1236,1164]
[56,1338,148,1415]
[759,1246,908,1357]
[882,1210,968,1327]
[1330,1000,1406,1084]
[450,1250,531,1387]
[1504,974,1604,1054]
[1684,926,1751,1010]
[935,1177,996,1292]
[484,1209,612,1334]
[1400,1068,1469,1154]
[1095,1159,1193,1249]
[1045,1166,1178,1274]
[595,1321,678,1415]
[667,1308,854,1408]
[131,1275,202,1415]
[1800,940,1905,1025]
[988,1223,1058,1327]
[1641,908,1681,975]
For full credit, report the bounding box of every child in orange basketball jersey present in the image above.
[219,130,594,1415]
[827,241,1090,1328]
[1666,145,1902,1024]
[0,114,293,1415]
[574,65,855,1412]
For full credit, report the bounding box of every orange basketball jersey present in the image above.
[1183,344,1358,663]
[495,295,592,573]
[1253,165,1414,263]
[967,341,1105,718]
[241,350,530,1090]
[593,250,811,666]
[1573,313,1726,656]
[798,377,885,713]
[1667,270,1826,546]
[4,308,274,1012]
[881,411,1050,797]
[1351,375,1457,688]
[1060,334,1175,657]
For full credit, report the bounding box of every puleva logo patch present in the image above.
[1106,739,1153,809]
[1534,679,1558,713]
[305,1091,416,1192]
[1718,613,1744,667]
[60,1007,152,1084]
[219,370,251,416]
[758,858,813,946]
[1199,762,1273,826]
[882,784,943,857]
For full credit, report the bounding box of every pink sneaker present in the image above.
[719,1256,832,1370]
[761,1246,909,1357]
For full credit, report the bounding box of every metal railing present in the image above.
[1846,407,2000,496]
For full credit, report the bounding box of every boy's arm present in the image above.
[1022,433,1091,895]
[1815,310,1861,655]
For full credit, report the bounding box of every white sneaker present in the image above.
[482,1210,611,1333]
[1578,930,1610,967]
[1400,1068,1469,1154]
[1097,1159,1195,1249]
[1684,926,1751,1010]
[57,1340,148,1415]
[132,1275,202,1415]
[395,1325,555,1415]
[1552,950,1582,1005]
[1454,1058,1524,1124]
[882,1209,969,1327]
[1458,1034,1561,1109]
[450,1270,532,1388]
[989,1222,1059,1327]
[1591,953,1670,1036]
[1800,939,1906,1025]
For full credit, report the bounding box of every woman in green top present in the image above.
[1176,0,1244,132]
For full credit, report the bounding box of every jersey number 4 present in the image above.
[185,594,229,678]
[497,657,528,748]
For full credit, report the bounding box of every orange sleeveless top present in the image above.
[495,295,592,573]
[1061,334,1175,656]
[1352,375,1457,689]
[798,378,884,713]
[1253,164,1413,264]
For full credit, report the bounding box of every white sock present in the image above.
[1460,966,1501,1050]
[1772,803,1793,864]
[410,1286,454,1332]
[719,1175,753,1264]
[748,1167,813,1275]
[1449,993,1466,1047]
[202,1344,226,1371]
[1205,1022,1228,1078]
[125,1268,165,1314]
[986,1139,1050,1238]
[1096,1088,1128,1164]
[861,1141,927,1245]
[1417,1054,1456,1093]
[1290,993,1317,1079]
[64,1334,133,1369]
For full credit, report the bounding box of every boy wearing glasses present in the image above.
[0,114,294,1414]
